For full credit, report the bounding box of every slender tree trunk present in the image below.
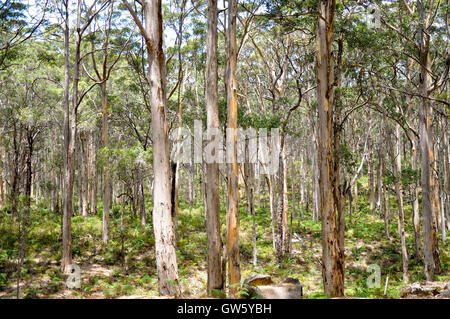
[441,188,446,242]
[411,136,422,258]
[265,174,276,250]
[433,146,442,232]
[172,0,187,242]
[17,131,34,298]
[10,122,20,219]
[61,1,73,273]
[275,136,289,264]
[300,168,305,223]
[204,0,224,295]
[348,187,353,222]
[24,134,33,220]
[77,141,82,215]
[100,81,110,244]
[312,135,319,222]
[143,0,180,296]
[291,164,296,228]
[88,131,97,215]
[387,122,409,283]
[1,152,6,206]
[443,126,450,232]
[418,0,441,280]
[189,163,194,209]
[256,163,261,210]
[333,34,346,262]
[170,162,178,245]
[281,139,289,255]
[62,0,98,270]
[79,130,89,216]
[0,134,4,210]
[275,140,283,263]
[376,128,384,217]
[368,136,375,215]
[138,165,146,226]
[401,58,422,257]
[382,184,389,238]
[244,146,257,266]
[226,0,240,298]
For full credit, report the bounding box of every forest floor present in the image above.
[0,183,449,299]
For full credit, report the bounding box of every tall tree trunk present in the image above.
[170,162,178,244]
[0,134,4,210]
[418,0,441,280]
[24,132,33,219]
[61,1,73,273]
[368,136,375,215]
[17,130,34,298]
[333,33,345,263]
[10,122,20,219]
[138,164,146,226]
[387,121,409,283]
[265,174,276,250]
[88,131,97,215]
[281,139,289,256]
[275,136,289,264]
[376,128,384,217]
[172,0,187,242]
[1,151,6,206]
[61,0,101,270]
[443,125,450,232]
[189,163,194,209]
[100,81,111,244]
[315,0,344,297]
[204,0,224,295]
[312,130,320,222]
[291,164,297,228]
[382,184,389,238]
[403,58,422,256]
[143,0,180,296]
[411,135,422,258]
[79,130,89,216]
[77,141,82,215]
[433,145,442,232]
[244,145,256,266]
[256,162,261,210]
[226,0,240,298]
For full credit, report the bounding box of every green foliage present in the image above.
[97,143,152,188]
[335,143,357,171]
[241,112,282,130]
[383,167,419,187]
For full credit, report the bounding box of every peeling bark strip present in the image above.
[226,0,241,299]
[315,0,345,297]
[205,0,224,295]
